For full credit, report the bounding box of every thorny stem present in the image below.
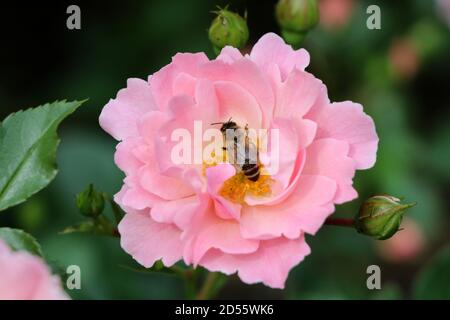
[184,269,197,299]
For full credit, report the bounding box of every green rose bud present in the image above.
[275,0,319,48]
[76,184,105,218]
[355,195,417,240]
[208,7,249,55]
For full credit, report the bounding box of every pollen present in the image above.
[202,150,273,204]
[219,168,273,204]
[202,150,226,175]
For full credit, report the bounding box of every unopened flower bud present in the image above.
[275,0,319,47]
[76,184,105,218]
[208,7,249,55]
[355,195,417,240]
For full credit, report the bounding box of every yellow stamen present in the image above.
[202,150,273,204]
[219,167,273,204]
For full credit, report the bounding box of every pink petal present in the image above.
[303,138,357,204]
[308,101,379,170]
[117,175,162,210]
[181,199,258,265]
[172,72,197,97]
[114,137,145,175]
[250,33,310,80]
[118,211,183,267]
[266,118,300,189]
[140,164,194,201]
[195,79,220,120]
[0,241,68,300]
[151,195,203,230]
[274,70,325,119]
[149,53,209,110]
[137,111,170,146]
[199,236,311,289]
[199,58,274,127]
[155,90,218,176]
[99,78,157,141]
[217,46,244,63]
[295,119,317,150]
[240,175,337,239]
[245,150,306,206]
[206,164,242,220]
[215,81,263,130]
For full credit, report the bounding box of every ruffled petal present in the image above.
[307,101,378,170]
[217,46,244,63]
[215,81,263,130]
[119,211,183,267]
[250,33,310,80]
[240,175,336,239]
[199,236,311,289]
[0,241,68,300]
[182,198,258,265]
[206,164,242,220]
[99,78,157,140]
[199,58,275,127]
[274,70,325,119]
[150,53,209,110]
[303,138,357,204]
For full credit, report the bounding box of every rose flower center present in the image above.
[202,125,273,204]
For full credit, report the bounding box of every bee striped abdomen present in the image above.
[242,163,260,182]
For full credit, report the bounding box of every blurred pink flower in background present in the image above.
[319,0,355,30]
[378,219,425,263]
[100,33,378,288]
[389,38,420,80]
[437,0,450,26]
[0,240,68,300]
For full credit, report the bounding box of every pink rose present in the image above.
[389,38,420,80]
[437,0,450,26]
[100,33,378,288]
[319,0,355,30]
[0,240,68,300]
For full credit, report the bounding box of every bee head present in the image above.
[211,118,238,133]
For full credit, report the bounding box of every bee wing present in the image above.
[244,139,259,165]
[225,139,238,163]
[233,138,258,165]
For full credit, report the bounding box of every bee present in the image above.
[211,118,261,182]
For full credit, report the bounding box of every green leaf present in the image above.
[0,227,43,256]
[0,100,85,211]
[413,246,450,299]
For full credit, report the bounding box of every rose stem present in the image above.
[324,217,355,228]
[197,272,221,300]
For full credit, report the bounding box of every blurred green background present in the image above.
[0,0,449,299]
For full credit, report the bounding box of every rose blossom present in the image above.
[100,33,378,288]
[319,0,355,30]
[437,0,450,26]
[0,240,68,300]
